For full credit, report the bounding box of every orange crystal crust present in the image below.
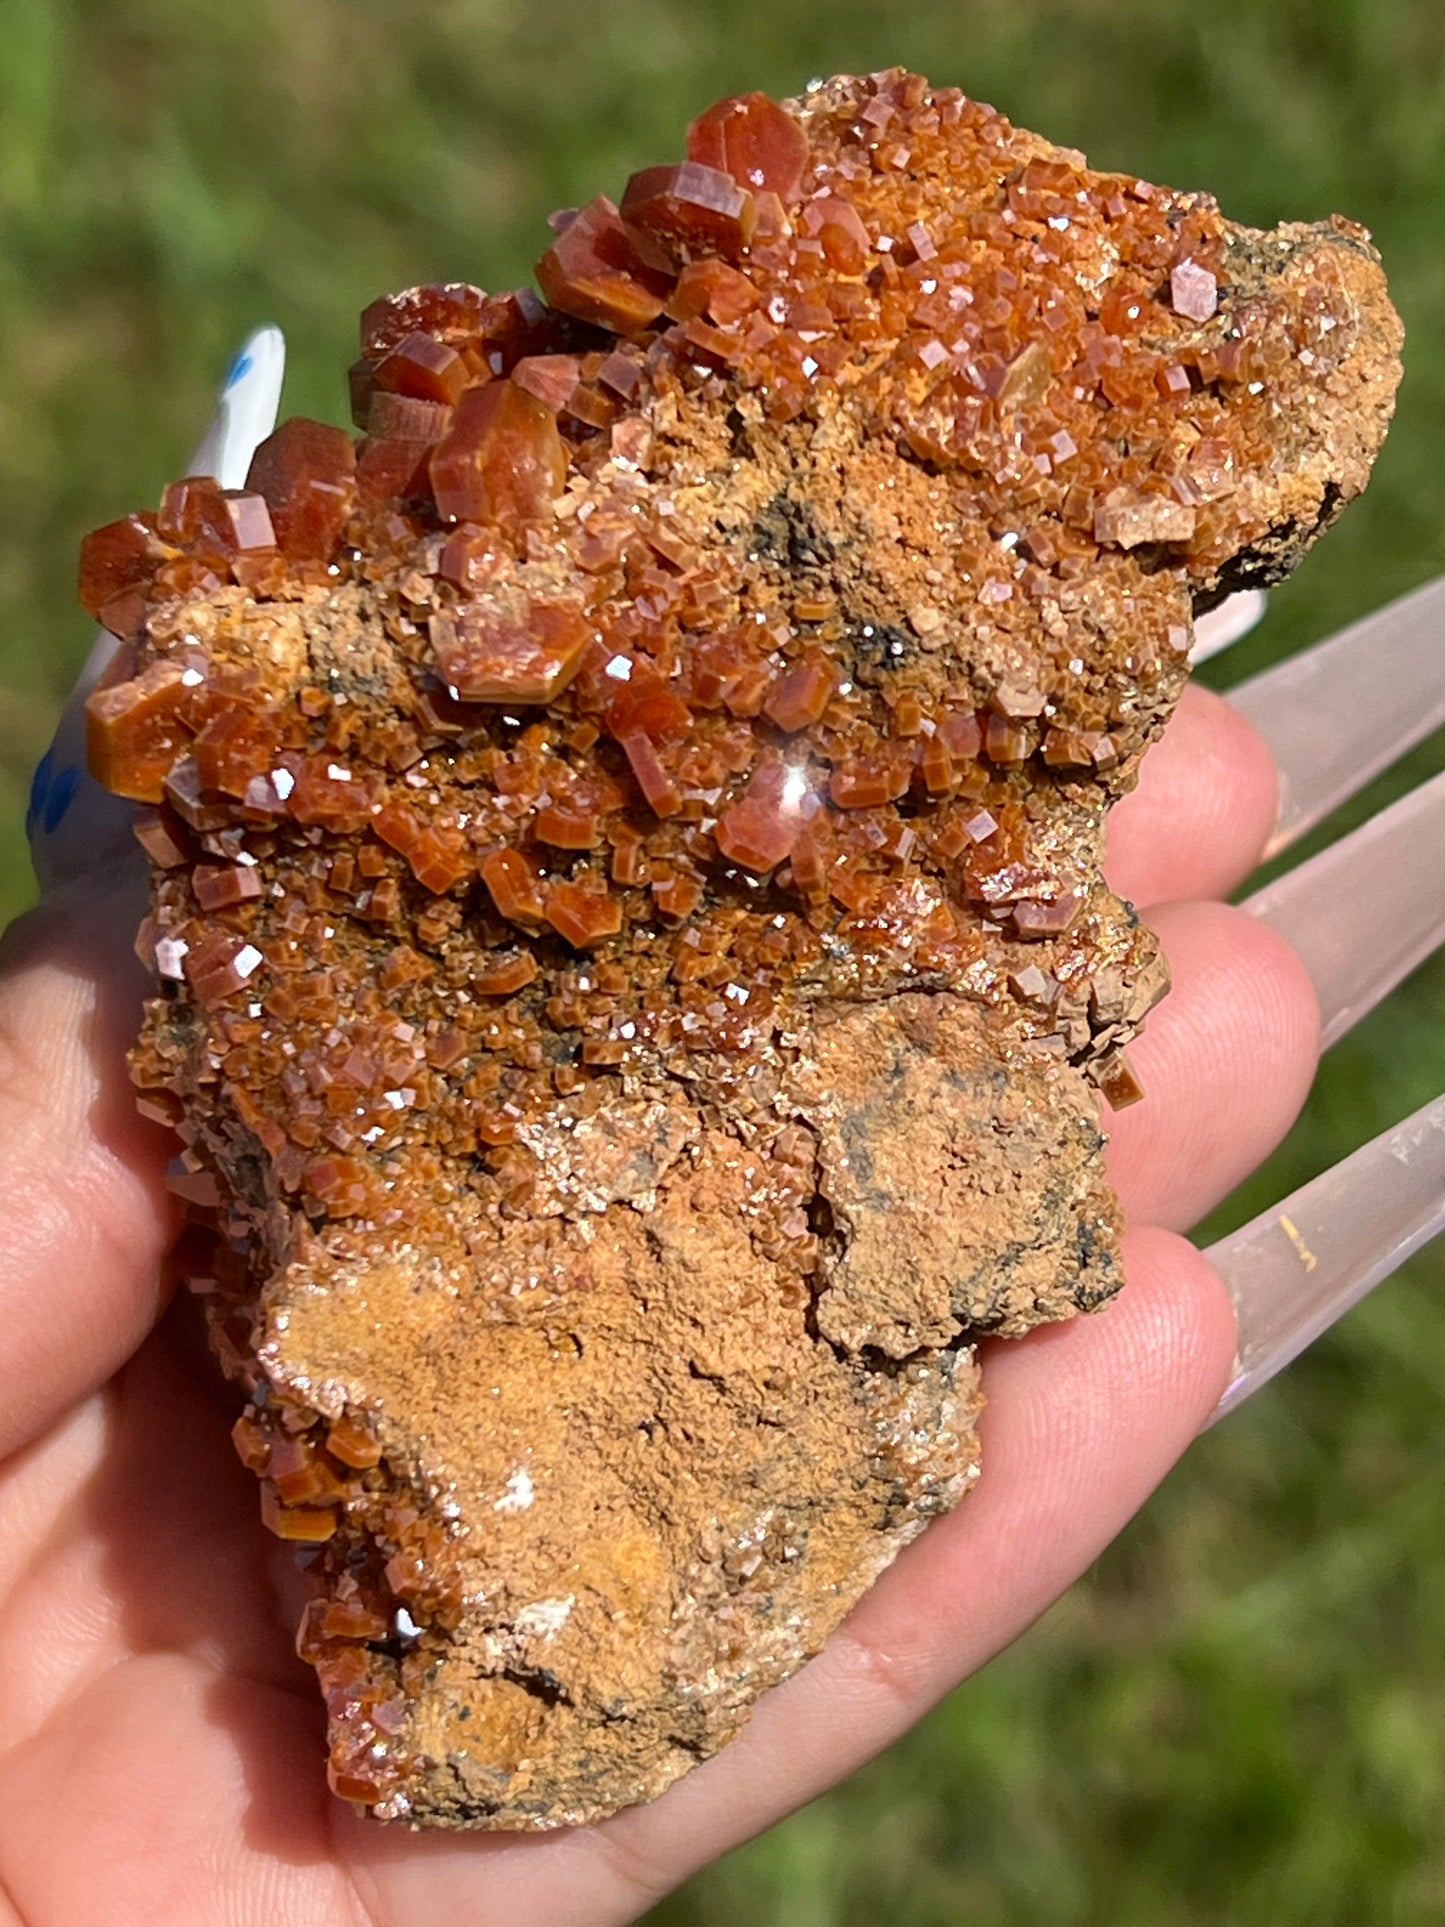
[85,70,1401,1828]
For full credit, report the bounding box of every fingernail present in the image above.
[30,327,287,894]
[1207,1090,1445,1423]
[1246,765,1445,1053]
[1191,589,1267,664]
[1228,572,1445,858]
[190,325,287,487]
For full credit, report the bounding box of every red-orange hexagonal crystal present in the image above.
[686,91,810,204]
[246,419,357,562]
[78,514,170,622]
[535,197,675,335]
[428,597,590,705]
[619,163,757,265]
[480,847,546,924]
[545,876,622,947]
[429,381,566,528]
[373,331,469,407]
[714,761,803,872]
[665,259,760,325]
[86,660,193,803]
[764,659,835,732]
[360,283,488,356]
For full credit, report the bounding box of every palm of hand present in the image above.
[0,685,1316,1927]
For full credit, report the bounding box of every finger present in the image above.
[1105,899,1320,1231]
[1105,683,1279,909]
[338,1229,1233,1926]
[0,334,289,1462]
[0,1301,305,1738]
[32,328,285,895]
[0,880,176,1460]
[0,1397,110,1608]
[0,1651,366,1927]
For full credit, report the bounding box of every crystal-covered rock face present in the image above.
[85,69,1402,1829]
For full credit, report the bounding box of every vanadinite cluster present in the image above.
[84,71,1400,1827]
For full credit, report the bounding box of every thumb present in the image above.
[29,328,286,896]
[0,332,284,1462]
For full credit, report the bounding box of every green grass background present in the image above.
[3,1,1444,1918]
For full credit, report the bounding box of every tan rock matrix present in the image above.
[83,70,1401,1827]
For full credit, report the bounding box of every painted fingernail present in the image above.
[30,326,287,894]
[190,325,287,487]
[1191,588,1268,664]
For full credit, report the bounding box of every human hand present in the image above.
[0,350,1322,1927]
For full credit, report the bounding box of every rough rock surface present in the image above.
[83,70,1402,1827]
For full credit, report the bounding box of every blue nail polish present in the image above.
[225,349,255,391]
[43,763,80,834]
[25,747,54,837]
[26,749,81,839]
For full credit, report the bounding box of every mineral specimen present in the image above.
[84,70,1402,1828]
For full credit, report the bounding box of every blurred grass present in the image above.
[3,2,1443,1919]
